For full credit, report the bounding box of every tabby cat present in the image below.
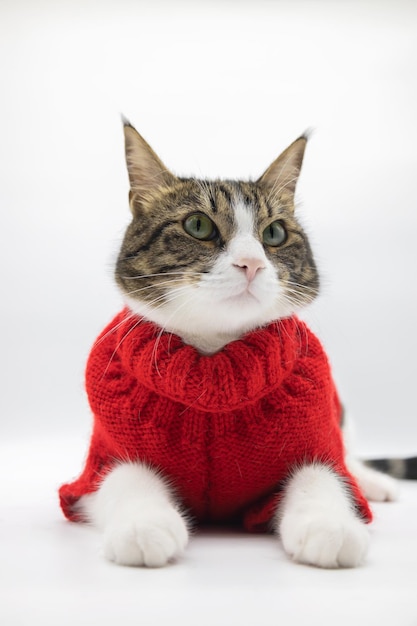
[60,121,402,569]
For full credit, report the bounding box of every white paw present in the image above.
[348,458,399,502]
[280,512,370,569]
[360,471,399,502]
[103,505,189,567]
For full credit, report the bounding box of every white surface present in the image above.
[1,437,417,626]
[1,2,417,624]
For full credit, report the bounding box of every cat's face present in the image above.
[115,123,319,351]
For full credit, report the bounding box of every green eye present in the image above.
[262,221,287,247]
[184,213,217,241]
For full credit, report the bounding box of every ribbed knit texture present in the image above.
[59,309,372,530]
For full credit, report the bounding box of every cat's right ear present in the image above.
[122,119,177,213]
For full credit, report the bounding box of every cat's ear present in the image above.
[257,134,308,198]
[123,119,177,212]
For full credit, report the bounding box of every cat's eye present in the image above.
[262,221,287,247]
[184,213,217,241]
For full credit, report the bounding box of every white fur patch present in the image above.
[276,463,370,568]
[228,201,266,266]
[233,200,257,236]
[79,463,189,567]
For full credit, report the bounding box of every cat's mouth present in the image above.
[225,287,260,305]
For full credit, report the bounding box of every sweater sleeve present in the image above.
[116,316,300,412]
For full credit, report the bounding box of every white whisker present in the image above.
[92,309,140,350]
[120,271,202,280]
[100,317,143,379]
[123,279,187,298]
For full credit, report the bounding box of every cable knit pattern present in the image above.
[119,316,298,411]
[59,309,372,530]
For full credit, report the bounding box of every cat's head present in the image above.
[115,121,319,352]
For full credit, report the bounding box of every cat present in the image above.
[59,120,400,569]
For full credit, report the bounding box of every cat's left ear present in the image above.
[257,134,308,198]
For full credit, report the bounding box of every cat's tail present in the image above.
[364,457,417,480]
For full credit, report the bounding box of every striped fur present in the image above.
[365,457,417,480]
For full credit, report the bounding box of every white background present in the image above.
[1,1,417,624]
[1,0,416,449]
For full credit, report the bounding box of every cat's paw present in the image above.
[102,505,189,567]
[347,459,399,502]
[359,471,398,502]
[280,511,370,569]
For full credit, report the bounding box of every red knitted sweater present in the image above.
[59,309,372,531]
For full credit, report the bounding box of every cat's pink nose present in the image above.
[234,258,266,282]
